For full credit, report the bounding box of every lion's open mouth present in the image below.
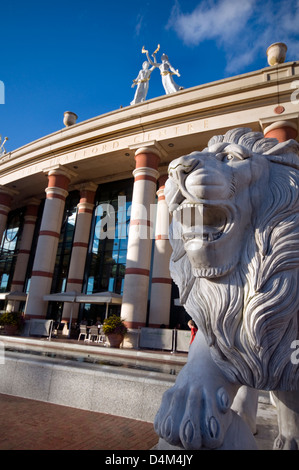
[174,203,232,245]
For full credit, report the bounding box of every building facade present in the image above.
[0,59,298,342]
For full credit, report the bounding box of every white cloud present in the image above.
[167,0,255,46]
[167,0,299,73]
[135,13,144,36]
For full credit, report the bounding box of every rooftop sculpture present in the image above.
[0,136,8,157]
[155,127,299,450]
[131,45,183,105]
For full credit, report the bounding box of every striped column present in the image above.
[120,146,160,328]
[264,120,298,142]
[24,167,74,319]
[149,174,172,327]
[0,186,18,243]
[62,182,97,322]
[6,198,40,312]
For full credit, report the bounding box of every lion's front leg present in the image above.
[272,389,299,450]
[154,330,257,450]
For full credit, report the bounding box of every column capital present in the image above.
[23,197,41,207]
[43,165,77,185]
[44,165,76,198]
[24,198,41,221]
[76,181,97,205]
[129,139,167,158]
[263,120,298,142]
[158,174,168,188]
[0,185,19,197]
[76,181,98,193]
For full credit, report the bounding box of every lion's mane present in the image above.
[170,128,299,390]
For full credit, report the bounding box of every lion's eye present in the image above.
[220,153,234,162]
[222,153,244,162]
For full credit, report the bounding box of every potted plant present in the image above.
[102,314,128,348]
[0,311,24,335]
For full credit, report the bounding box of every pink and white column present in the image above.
[149,174,172,327]
[7,198,40,312]
[62,182,97,322]
[120,146,160,329]
[24,167,75,319]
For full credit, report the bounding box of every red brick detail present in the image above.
[25,205,39,217]
[73,242,89,248]
[155,235,169,240]
[158,174,168,188]
[46,192,66,201]
[134,174,157,183]
[0,193,12,207]
[135,152,160,170]
[10,280,24,286]
[274,105,285,114]
[39,230,60,238]
[31,270,53,278]
[130,219,153,227]
[78,207,93,214]
[125,268,150,276]
[18,249,31,255]
[151,277,172,284]
[48,173,70,190]
[80,190,96,204]
[24,219,37,225]
[67,279,83,285]
[265,126,298,142]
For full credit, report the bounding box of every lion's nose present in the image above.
[168,154,202,182]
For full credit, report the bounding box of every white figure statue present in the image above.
[0,136,8,156]
[144,45,183,95]
[155,128,299,450]
[130,61,155,105]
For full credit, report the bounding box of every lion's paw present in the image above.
[154,382,234,450]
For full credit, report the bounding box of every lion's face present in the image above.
[165,143,268,278]
[164,128,299,390]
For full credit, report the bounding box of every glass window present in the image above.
[50,190,80,294]
[84,179,133,300]
[0,208,24,296]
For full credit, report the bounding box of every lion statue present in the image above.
[154,127,299,450]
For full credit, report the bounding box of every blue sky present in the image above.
[0,0,299,152]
